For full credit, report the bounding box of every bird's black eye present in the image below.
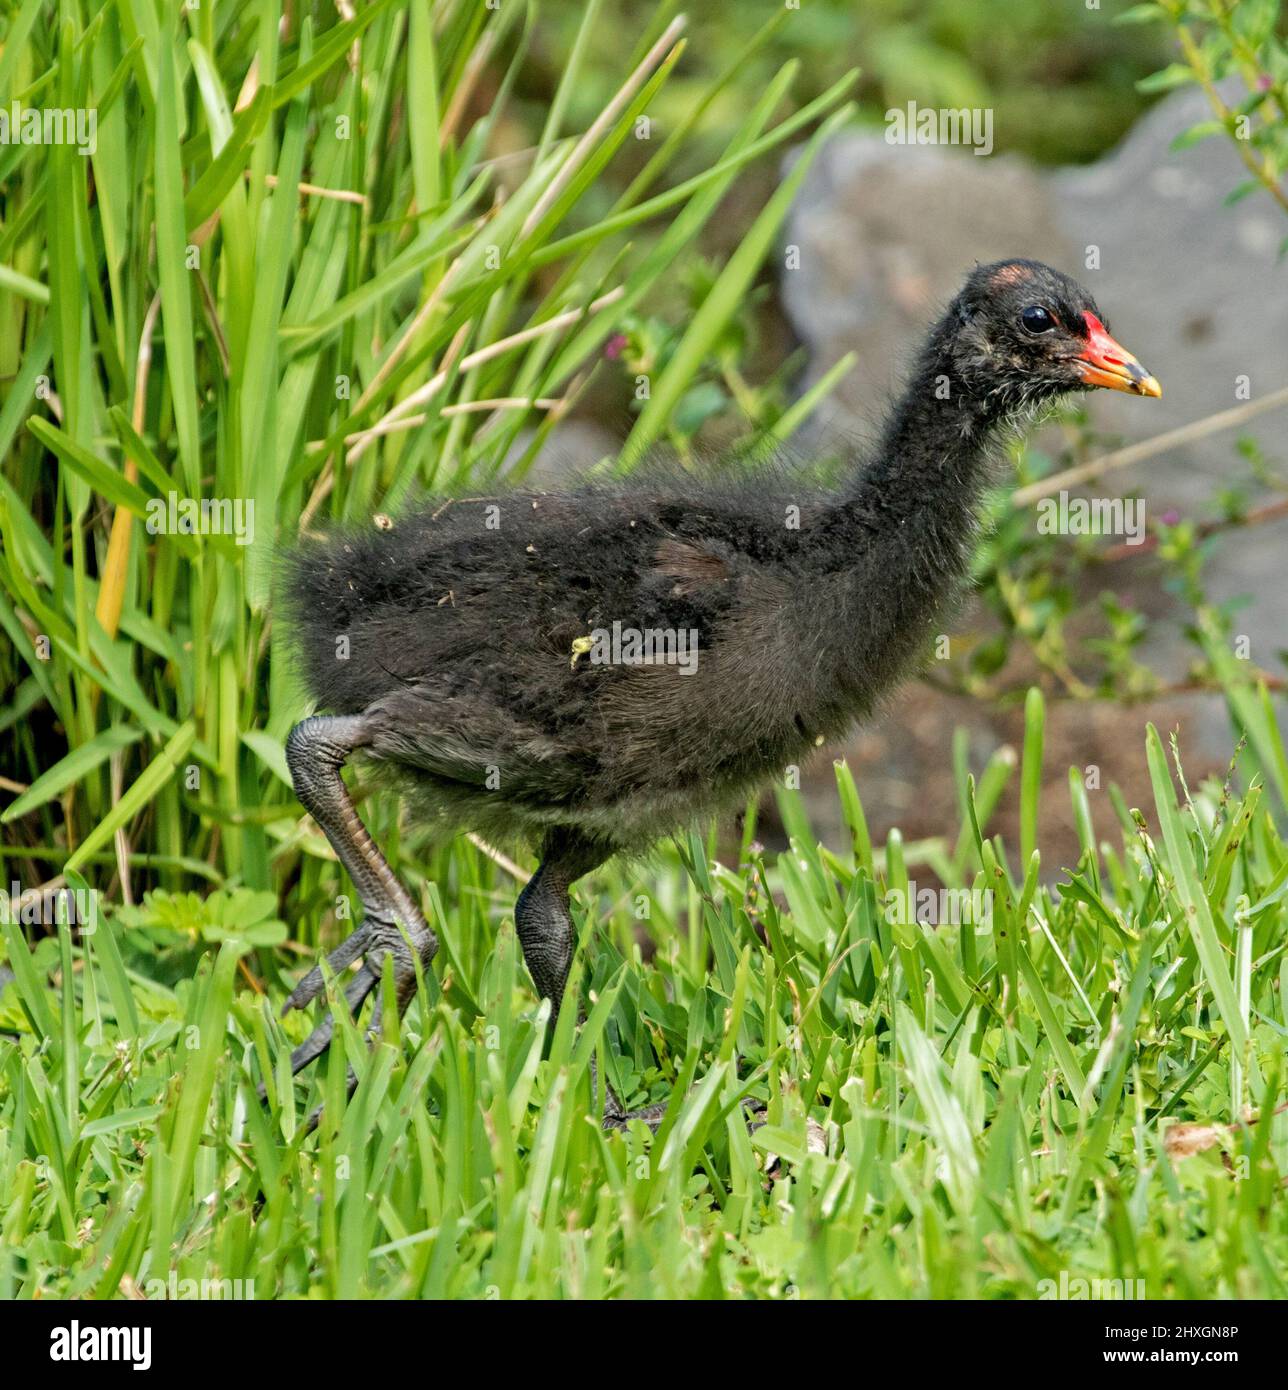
[1020,305,1056,334]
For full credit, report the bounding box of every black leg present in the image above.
[514,829,668,1131]
[514,828,608,1024]
[280,713,438,1078]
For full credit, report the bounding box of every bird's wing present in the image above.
[647,536,735,597]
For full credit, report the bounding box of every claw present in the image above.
[366,990,384,1045]
[256,959,379,1103]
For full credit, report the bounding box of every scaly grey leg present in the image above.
[280,713,438,1077]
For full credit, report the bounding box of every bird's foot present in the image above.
[602,1099,670,1133]
[269,916,436,1088]
[601,1092,767,1134]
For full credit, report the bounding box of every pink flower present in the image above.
[604,333,628,361]
[1161,509,1180,525]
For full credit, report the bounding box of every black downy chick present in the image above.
[280,258,1161,1126]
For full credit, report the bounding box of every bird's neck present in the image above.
[851,343,1004,517]
[813,349,1014,715]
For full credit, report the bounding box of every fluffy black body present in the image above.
[275,260,1159,1119]
[285,470,968,854]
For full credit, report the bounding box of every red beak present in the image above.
[1078,313,1161,397]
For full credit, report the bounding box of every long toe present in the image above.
[287,1015,337,1076]
[282,924,372,1015]
[286,963,379,1076]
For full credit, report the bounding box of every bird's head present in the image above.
[942,259,1161,411]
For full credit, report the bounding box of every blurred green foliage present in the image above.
[534,0,1174,170]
